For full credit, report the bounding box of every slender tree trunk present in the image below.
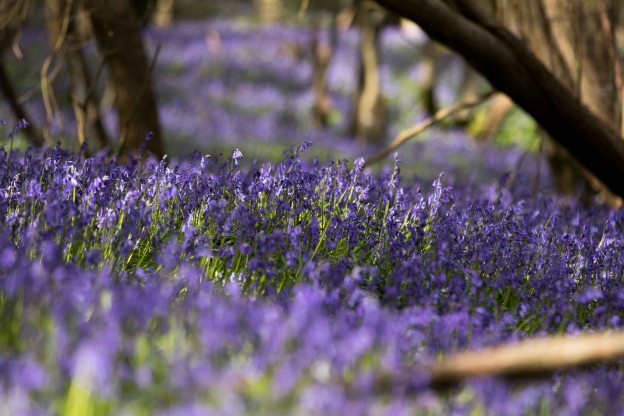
[419,40,439,115]
[45,0,110,149]
[152,0,175,26]
[85,0,164,159]
[374,0,624,199]
[310,20,336,128]
[253,0,282,23]
[349,0,388,143]
[476,93,514,140]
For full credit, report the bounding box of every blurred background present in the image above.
[5,0,621,194]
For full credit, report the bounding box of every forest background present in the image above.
[5,0,624,200]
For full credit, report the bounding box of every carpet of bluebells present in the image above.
[2,127,624,414]
[2,17,624,416]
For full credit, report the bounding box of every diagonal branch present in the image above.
[364,90,496,167]
[374,0,624,199]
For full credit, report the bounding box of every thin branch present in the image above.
[40,0,76,140]
[363,90,497,167]
[70,94,87,146]
[70,47,110,149]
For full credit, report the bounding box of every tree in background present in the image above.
[347,0,395,143]
[375,0,624,203]
[303,0,396,143]
[310,17,338,128]
[254,0,283,23]
[85,0,164,159]
[1,0,164,159]
[43,0,110,148]
[152,0,175,26]
[501,1,623,201]
[0,0,44,145]
[305,0,490,143]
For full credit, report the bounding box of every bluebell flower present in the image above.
[232,148,243,166]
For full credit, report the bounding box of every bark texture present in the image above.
[85,0,164,159]
[509,1,620,200]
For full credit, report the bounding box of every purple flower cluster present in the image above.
[1,140,623,414]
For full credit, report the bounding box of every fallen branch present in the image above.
[429,330,624,387]
[358,330,624,396]
[363,90,497,167]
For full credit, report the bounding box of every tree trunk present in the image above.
[0,0,44,146]
[349,0,388,143]
[508,1,621,202]
[0,58,45,146]
[374,0,624,200]
[475,93,514,140]
[44,0,110,149]
[152,0,175,26]
[310,20,336,128]
[85,0,164,159]
[253,0,283,23]
[419,40,439,115]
